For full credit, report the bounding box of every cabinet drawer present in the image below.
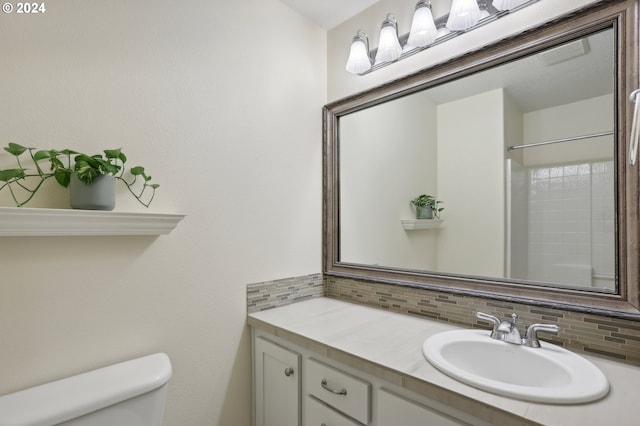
[305,358,370,425]
[304,396,362,426]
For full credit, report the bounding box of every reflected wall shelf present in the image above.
[401,219,445,230]
[0,207,185,236]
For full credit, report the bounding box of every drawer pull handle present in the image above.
[321,379,347,395]
[284,367,294,377]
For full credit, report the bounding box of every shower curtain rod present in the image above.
[507,130,614,151]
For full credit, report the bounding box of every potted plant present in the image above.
[0,143,158,210]
[410,194,444,219]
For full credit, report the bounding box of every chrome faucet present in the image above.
[476,311,559,348]
[477,312,522,344]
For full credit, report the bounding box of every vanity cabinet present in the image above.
[304,395,362,426]
[252,329,484,426]
[377,388,469,426]
[254,336,301,426]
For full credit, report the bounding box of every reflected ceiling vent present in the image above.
[536,38,590,66]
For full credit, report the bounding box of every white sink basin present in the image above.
[422,329,609,404]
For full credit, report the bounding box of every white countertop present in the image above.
[248,297,640,426]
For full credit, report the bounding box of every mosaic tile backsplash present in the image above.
[326,276,640,366]
[246,273,640,366]
[247,273,324,313]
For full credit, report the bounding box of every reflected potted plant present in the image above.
[0,143,158,210]
[410,194,444,219]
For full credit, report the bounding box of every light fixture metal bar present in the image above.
[507,131,614,151]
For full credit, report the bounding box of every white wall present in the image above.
[523,94,614,166]
[340,91,438,270]
[436,89,505,276]
[0,1,325,425]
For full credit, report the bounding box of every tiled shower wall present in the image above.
[247,273,640,366]
[526,160,615,290]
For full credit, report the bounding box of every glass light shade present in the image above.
[346,32,372,74]
[446,0,481,31]
[374,15,402,65]
[493,0,529,11]
[407,1,438,48]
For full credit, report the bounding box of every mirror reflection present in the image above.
[338,27,616,294]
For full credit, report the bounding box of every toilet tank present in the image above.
[0,353,172,426]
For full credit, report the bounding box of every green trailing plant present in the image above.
[410,194,444,219]
[0,143,159,207]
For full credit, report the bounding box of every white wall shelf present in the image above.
[0,207,185,236]
[401,219,444,230]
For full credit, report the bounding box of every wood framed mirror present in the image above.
[323,0,640,320]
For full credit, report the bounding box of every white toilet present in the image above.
[0,353,172,426]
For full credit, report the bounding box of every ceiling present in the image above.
[279,0,381,29]
[422,28,613,112]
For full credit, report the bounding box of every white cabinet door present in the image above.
[377,388,469,426]
[255,337,301,426]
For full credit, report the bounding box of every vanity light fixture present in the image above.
[346,30,373,74]
[493,0,530,11]
[435,21,451,39]
[477,0,492,19]
[374,14,402,65]
[446,0,481,31]
[345,0,540,76]
[406,0,438,49]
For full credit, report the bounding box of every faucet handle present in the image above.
[523,323,560,348]
[476,311,501,330]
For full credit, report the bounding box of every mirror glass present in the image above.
[338,27,616,294]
